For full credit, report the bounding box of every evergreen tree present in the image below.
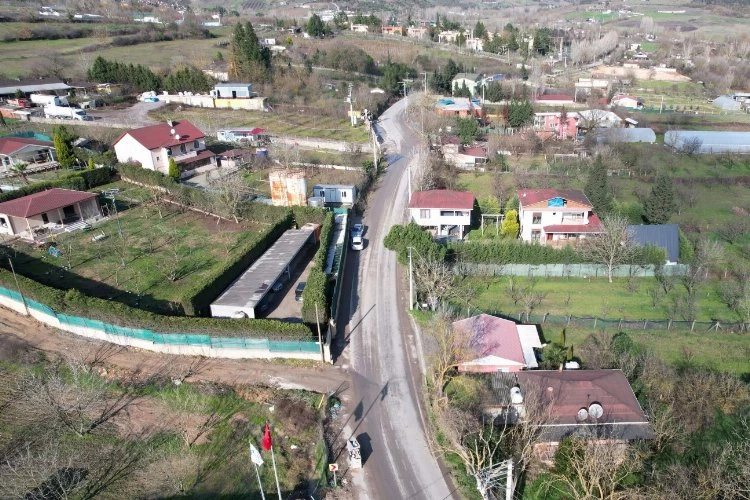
[168,157,180,180]
[455,116,479,144]
[229,22,271,82]
[501,209,520,238]
[53,130,75,169]
[506,99,534,127]
[306,13,327,37]
[474,21,488,39]
[584,155,613,215]
[87,158,95,170]
[643,174,677,224]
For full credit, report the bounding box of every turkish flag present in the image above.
[262,423,272,451]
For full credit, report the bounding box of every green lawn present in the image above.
[6,182,265,314]
[151,105,371,143]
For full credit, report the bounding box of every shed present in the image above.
[311,184,356,205]
[628,224,680,263]
[713,95,741,111]
[211,83,255,99]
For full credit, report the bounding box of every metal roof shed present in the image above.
[210,228,316,319]
[665,131,750,154]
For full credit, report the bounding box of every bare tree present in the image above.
[424,311,474,403]
[208,170,247,223]
[413,253,456,311]
[580,215,639,283]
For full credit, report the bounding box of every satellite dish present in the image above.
[588,402,604,419]
[576,407,589,422]
[170,128,176,135]
[510,386,523,404]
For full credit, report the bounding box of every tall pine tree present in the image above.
[53,129,75,169]
[229,22,271,82]
[643,173,677,224]
[585,155,612,215]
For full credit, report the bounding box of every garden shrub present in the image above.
[301,211,336,324]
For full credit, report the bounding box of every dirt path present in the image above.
[0,307,350,395]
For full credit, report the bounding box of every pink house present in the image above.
[453,314,541,373]
[533,112,579,139]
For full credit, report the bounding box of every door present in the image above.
[232,90,237,98]
[62,205,76,221]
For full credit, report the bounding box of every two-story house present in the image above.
[408,189,475,239]
[113,120,216,177]
[533,112,579,140]
[518,188,602,245]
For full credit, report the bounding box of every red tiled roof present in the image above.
[544,213,603,234]
[518,188,592,208]
[221,148,252,158]
[515,369,648,426]
[441,135,461,145]
[176,149,216,165]
[0,188,96,218]
[453,314,525,365]
[463,146,488,158]
[408,190,475,210]
[114,120,205,151]
[612,95,637,102]
[0,137,53,156]
[536,94,574,101]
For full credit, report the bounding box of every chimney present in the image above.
[167,120,174,127]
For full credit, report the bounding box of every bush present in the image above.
[301,211,335,324]
[450,240,584,265]
[0,268,312,339]
[384,222,447,265]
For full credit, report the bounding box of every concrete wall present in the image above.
[0,292,329,362]
[159,93,267,111]
[270,136,372,152]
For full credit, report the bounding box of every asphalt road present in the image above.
[335,98,457,500]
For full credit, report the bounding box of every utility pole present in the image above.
[347,83,355,127]
[8,258,28,315]
[420,71,428,93]
[401,79,412,107]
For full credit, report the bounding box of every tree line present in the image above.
[87,57,214,93]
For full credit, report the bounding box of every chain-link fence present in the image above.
[454,263,688,278]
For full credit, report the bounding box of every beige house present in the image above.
[0,188,101,240]
[0,136,57,174]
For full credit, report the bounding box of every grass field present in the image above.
[6,181,266,314]
[0,353,325,498]
[150,105,371,143]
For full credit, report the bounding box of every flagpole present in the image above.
[270,446,282,500]
[254,463,266,500]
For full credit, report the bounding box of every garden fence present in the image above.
[453,263,688,278]
[0,286,323,359]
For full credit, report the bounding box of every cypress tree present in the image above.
[585,155,612,215]
[168,158,180,180]
[53,131,75,169]
[643,173,677,224]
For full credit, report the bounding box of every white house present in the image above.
[611,94,642,109]
[350,23,369,33]
[311,184,357,205]
[408,189,475,238]
[452,73,483,97]
[113,120,216,176]
[518,188,602,245]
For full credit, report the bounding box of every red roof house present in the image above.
[517,188,602,245]
[0,136,57,172]
[453,314,541,373]
[408,190,475,239]
[0,188,101,239]
[113,120,216,176]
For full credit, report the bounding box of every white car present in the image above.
[351,224,364,250]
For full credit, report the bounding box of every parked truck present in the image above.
[6,97,32,108]
[44,105,89,121]
[30,93,68,107]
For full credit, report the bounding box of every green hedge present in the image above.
[301,211,335,324]
[0,167,116,203]
[181,212,294,315]
[0,269,312,339]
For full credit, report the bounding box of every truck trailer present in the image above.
[30,93,68,107]
[44,105,89,121]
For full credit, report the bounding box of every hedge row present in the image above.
[450,240,665,266]
[0,167,116,203]
[301,211,336,324]
[0,269,313,340]
[181,212,294,316]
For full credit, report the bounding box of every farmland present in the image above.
[5,182,269,315]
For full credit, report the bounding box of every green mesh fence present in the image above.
[455,263,688,278]
[0,285,320,354]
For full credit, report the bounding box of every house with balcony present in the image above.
[0,136,57,174]
[408,189,475,239]
[533,112,579,140]
[113,120,216,177]
[518,188,602,245]
[381,25,403,36]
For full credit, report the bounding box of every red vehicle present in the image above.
[6,98,31,108]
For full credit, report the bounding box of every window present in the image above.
[420,209,430,218]
[532,212,542,224]
[0,217,7,228]
[531,230,541,241]
[180,144,187,154]
[440,210,456,217]
[341,191,347,198]
[166,148,172,156]
[193,140,200,149]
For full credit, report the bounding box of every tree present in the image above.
[306,13,326,37]
[501,209,519,238]
[453,81,472,97]
[581,214,639,283]
[474,21,488,39]
[413,253,457,311]
[533,27,553,55]
[163,65,215,93]
[455,116,479,144]
[88,158,95,170]
[167,158,180,180]
[585,155,613,215]
[229,22,271,82]
[506,99,534,128]
[643,174,677,224]
[53,129,75,169]
[10,161,30,184]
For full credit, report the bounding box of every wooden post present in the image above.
[691,320,696,332]
[315,303,324,363]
